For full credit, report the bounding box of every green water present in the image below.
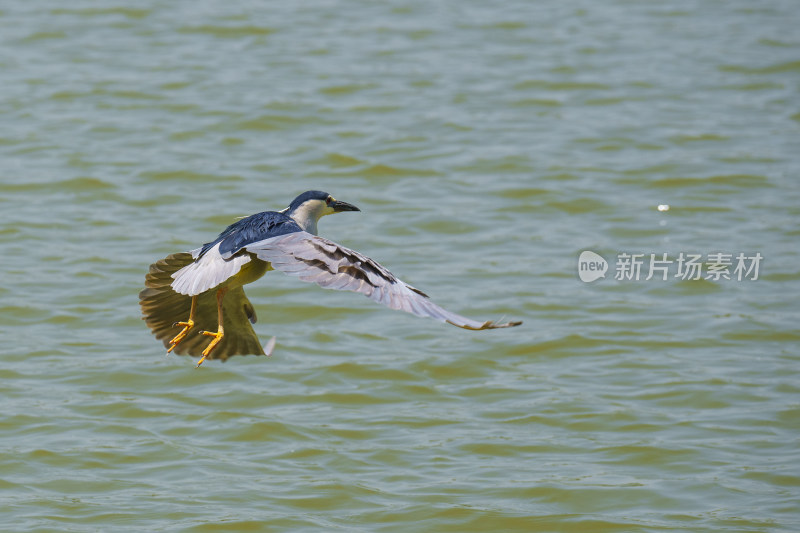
[2,1,799,531]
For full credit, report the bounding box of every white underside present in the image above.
[171,242,251,296]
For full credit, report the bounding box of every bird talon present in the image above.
[195,327,224,366]
[167,318,195,353]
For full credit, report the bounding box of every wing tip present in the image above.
[446,319,523,330]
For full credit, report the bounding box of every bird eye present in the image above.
[326,196,332,205]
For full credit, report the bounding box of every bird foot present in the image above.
[196,328,224,367]
[167,319,195,353]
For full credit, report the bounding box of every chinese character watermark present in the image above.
[578,251,762,283]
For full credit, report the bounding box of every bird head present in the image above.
[284,190,360,235]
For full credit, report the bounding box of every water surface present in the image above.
[1,1,799,531]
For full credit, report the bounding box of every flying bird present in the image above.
[140,191,521,366]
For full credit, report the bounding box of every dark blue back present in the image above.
[198,211,302,259]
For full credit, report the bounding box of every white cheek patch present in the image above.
[289,199,328,234]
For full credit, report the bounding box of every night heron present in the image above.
[140,191,521,366]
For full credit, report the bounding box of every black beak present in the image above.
[331,200,360,213]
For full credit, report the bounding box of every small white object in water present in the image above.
[657,204,670,212]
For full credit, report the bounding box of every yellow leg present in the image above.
[196,287,227,367]
[168,295,197,353]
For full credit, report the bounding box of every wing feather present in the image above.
[170,243,252,296]
[245,232,521,330]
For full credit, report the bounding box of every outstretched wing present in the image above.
[245,232,521,330]
[140,252,266,360]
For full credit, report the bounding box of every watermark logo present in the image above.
[578,250,609,283]
[578,251,762,282]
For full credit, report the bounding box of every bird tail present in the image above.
[139,252,266,360]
